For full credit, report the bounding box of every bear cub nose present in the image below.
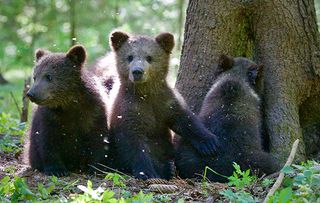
[26,91,34,99]
[132,68,144,81]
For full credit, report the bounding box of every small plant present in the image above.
[105,173,127,188]
[71,180,154,203]
[37,183,55,200]
[267,160,320,203]
[73,180,113,202]
[0,176,60,202]
[220,189,257,203]
[202,165,228,193]
[9,176,35,202]
[0,176,13,202]
[128,191,154,203]
[154,194,172,202]
[219,163,258,203]
[228,162,256,190]
[262,178,274,187]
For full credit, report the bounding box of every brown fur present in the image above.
[108,31,218,180]
[175,55,280,182]
[25,45,109,176]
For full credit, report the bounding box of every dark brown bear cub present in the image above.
[175,55,280,182]
[108,31,218,180]
[26,45,109,176]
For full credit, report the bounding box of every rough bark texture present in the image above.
[176,0,320,163]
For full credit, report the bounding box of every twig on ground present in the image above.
[263,139,299,203]
[95,163,132,178]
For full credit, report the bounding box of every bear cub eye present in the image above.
[127,55,134,62]
[146,55,152,63]
[45,74,53,82]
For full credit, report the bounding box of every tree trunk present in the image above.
[176,0,320,163]
[69,0,76,46]
[113,0,120,27]
[20,77,31,123]
[176,0,185,51]
[0,73,8,85]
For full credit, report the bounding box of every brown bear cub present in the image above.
[108,31,219,180]
[175,55,280,182]
[26,45,109,176]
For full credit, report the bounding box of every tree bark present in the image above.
[176,0,320,163]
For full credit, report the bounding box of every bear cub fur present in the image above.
[25,45,109,176]
[108,31,219,180]
[175,55,280,182]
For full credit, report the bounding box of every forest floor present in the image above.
[0,138,276,203]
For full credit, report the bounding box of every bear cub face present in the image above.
[216,55,263,93]
[110,31,174,83]
[27,46,86,107]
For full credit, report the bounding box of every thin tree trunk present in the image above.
[69,0,76,46]
[113,0,120,27]
[176,0,320,163]
[30,0,39,55]
[176,0,185,51]
[0,73,8,85]
[21,77,31,123]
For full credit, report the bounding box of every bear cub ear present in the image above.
[35,49,49,62]
[155,33,174,53]
[110,31,129,51]
[218,54,235,71]
[248,64,264,85]
[66,45,86,66]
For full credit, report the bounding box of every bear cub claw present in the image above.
[44,166,69,177]
[191,136,219,156]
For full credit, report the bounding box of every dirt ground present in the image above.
[0,147,276,202]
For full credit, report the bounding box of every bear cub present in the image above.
[175,55,280,182]
[25,45,109,176]
[108,31,219,180]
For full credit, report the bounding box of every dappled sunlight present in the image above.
[3,68,32,81]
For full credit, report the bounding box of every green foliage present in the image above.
[0,176,35,202]
[218,163,258,202]
[0,112,26,136]
[228,162,256,190]
[154,194,172,202]
[0,0,185,75]
[268,160,320,203]
[72,181,154,203]
[0,112,26,153]
[262,178,274,187]
[0,176,157,203]
[105,173,127,188]
[220,189,257,203]
[37,183,55,200]
[72,180,117,202]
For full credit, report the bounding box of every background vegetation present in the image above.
[0,0,186,119]
[0,1,319,202]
